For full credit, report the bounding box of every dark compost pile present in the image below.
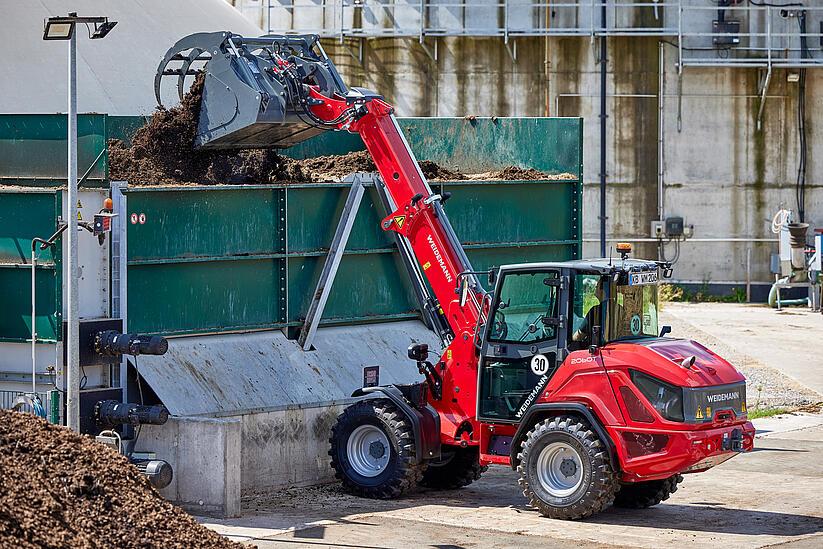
[108,75,560,184]
[0,410,246,549]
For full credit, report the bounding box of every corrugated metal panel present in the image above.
[133,320,441,417]
[0,190,61,342]
[0,114,107,186]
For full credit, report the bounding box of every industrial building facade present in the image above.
[232,0,822,297]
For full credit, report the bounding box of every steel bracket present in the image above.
[297,173,368,351]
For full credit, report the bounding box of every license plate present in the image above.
[629,271,658,285]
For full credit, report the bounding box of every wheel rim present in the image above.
[346,425,391,477]
[536,441,584,497]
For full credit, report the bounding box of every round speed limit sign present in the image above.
[530,354,550,376]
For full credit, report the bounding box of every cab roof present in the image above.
[501,258,661,275]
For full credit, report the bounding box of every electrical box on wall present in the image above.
[666,217,685,237]
[712,20,740,46]
[651,220,665,239]
[651,217,694,240]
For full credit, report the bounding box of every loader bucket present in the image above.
[155,32,347,150]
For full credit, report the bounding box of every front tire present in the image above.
[613,474,683,509]
[517,415,618,520]
[329,399,426,499]
[418,446,487,490]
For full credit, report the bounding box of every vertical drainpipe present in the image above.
[599,1,607,257]
[658,40,665,261]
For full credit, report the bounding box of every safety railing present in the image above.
[677,3,823,68]
[266,1,680,39]
[0,389,60,422]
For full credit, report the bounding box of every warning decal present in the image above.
[393,215,406,229]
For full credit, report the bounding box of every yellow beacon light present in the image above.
[616,242,632,254]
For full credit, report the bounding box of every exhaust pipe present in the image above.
[788,223,809,269]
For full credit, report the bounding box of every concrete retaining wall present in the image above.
[136,416,242,518]
[241,404,343,491]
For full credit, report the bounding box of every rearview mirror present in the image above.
[589,325,601,355]
[488,268,497,286]
[659,325,672,337]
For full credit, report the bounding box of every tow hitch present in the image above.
[722,428,744,452]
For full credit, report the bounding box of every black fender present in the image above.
[510,402,618,471]
[351,385,441,463]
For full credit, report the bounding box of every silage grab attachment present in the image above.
[155,31,350,149]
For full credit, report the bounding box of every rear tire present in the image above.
[613,474,683,509]
[329,399,426,499]
[418,446,487,490]
[517,415,618,520]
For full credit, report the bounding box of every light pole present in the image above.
[43,13,117,431]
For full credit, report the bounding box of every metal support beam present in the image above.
[297,174,367,351]
[598,0,608,257]
[66,29,80,431]
[110,181,129,400]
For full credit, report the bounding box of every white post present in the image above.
[66,31,80,431]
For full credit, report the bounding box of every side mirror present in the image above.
[589,325,601,355]
[408,343,429,361]
[488,268,497,286]
[659,325,672,337]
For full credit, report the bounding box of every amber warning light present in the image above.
[93,197,117,237]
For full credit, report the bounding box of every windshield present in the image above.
[607,281,659,341]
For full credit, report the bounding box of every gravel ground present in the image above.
[660,305,822,409]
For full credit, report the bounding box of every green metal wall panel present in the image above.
[126,188,285,262]
[127,260,285,336]
[436,181,578,245]
[0,115,107,186]
[286,185,393,253]
[0,191,61,341]
[287,254,418,324]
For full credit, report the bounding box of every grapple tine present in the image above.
[177,48,205,102]
[154,31,231,108]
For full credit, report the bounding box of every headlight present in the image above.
[630,370,685,422]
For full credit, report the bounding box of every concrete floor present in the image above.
[203,413,823,548]
[201,303,823,548]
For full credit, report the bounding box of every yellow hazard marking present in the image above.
[705,406,712,418]
[422,261,431,270]
[447,349,452,361]
[741,401,747,414]
[77,200,83,208]
[77,211,83,220]
[393,215,406,229]
[695,407,704,420]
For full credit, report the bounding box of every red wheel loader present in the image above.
[157,32,755,519]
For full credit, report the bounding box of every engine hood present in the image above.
[602,338,746,388]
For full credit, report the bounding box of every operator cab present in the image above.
[477,247,671,422]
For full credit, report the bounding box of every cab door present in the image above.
[477,268,566,423]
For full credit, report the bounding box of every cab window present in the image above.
[489,271,559,344]
[609,282,659,340]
